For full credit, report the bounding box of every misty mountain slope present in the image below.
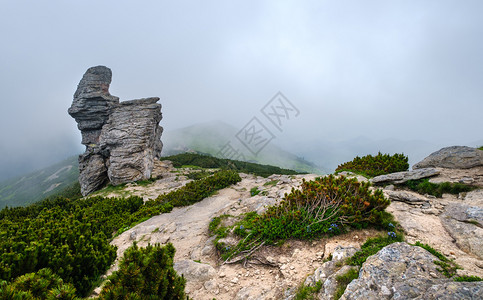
[162,120,324,174]
[0,156,79,208]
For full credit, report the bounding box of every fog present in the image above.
[1,1,482,180]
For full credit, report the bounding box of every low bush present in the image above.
[404,179,476,197]
[214,175,394,262]
[335,152,409,178]
[0,268,78,299]
[0,170,241,297]
[99,243,186,299]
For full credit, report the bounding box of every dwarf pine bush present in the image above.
[336,152,409,178]
[216,175,392,261]
[99,243,186,299]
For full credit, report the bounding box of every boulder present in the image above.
[173,259,216,284]
[413,146,483,169]
[340,242,483,300]
[440,203,483,259]
[385,190,430,205]
[69,66,163,195]
[370,168,439,184]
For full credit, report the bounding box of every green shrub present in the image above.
[0,268,78,299]
[404,179,476,197]
[163,152,302,177]
[99,243,186,299]
[218,175,393,262]
[0,170,241,297]
[454,275,482,282]
[478,146,483,151]
[335,152,409,178]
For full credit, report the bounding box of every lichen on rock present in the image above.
[69,66,163,195]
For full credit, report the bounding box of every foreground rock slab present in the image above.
[341,242,483,300]
[413,146,483,170]
[69,66,163,195]
[440,202,483,260]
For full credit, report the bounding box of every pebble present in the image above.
[231,277,239,284]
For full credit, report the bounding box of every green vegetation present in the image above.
[478,146,483,151]
[163,153,303,177]
[404,179,476,197]
[264,180,279,187]
[0,170,240,297]
[454,275,482,282]
[334,268,359,300]
[335,152,409,178]
[99,243,186,299]
[347,232,404,267]
[212,175,394,262]
[294,281,322,300]
[186,170,214,180]
[250,187,261,196]
[0,268,78,299]
[0,156,80,208]
[414,241,460,277]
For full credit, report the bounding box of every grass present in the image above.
[414,241,460,277]
[347,233,404,267]
[403,179,476,198]
[263,180,279,187]
[334,268,359,300]
[294,281,322,300]
[478,146,483,151]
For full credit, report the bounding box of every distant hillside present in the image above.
[162,120,324,174]
[0,156,79,208]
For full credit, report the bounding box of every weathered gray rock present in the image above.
[173,260,216,283]
[320,265,358,300]
[385,190,430,205]
[340,242,483,300]
[69,66,163,195]
[305,246,359,287]
[414,146,483,169]
[440,203,483,259]
[420,281,483,299]
[370,168,440,184]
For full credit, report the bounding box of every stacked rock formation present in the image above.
[68,66,163,196]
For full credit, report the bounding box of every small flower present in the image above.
[388,231,396,238]
[225,246,231,251]
[330,223,338,228]
[239,225,244,230]
[328,227,333,231]
[306,226,311,233]
[388,223,394,227]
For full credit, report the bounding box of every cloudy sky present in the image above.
[1,0,482,179]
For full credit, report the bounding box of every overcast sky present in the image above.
[1,0,482,179]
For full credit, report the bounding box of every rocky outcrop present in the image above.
[370,168,439,184]
[69,66,163,195]
[413,146,483,169]
[440,203,483,260]
[341,242,483,300]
